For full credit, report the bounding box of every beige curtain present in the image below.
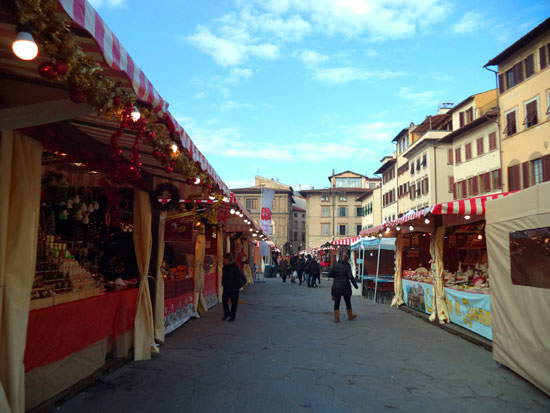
[154,211,166,343]
[193,229,206,314]
[242,239,253,285]
[429,226,450,324]
[217,229,224,300]
[0,131,42,413]
[391,233,404,307]
[133,189,154,360]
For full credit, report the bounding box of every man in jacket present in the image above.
[328,255,359,322]
[296,255,306,285]
[308,257,321,288]
[222,253,247,322]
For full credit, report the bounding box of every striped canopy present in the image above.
[331,236,361,246]
[361,192,515,236]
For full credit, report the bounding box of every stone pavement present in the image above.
[59,279,549,413]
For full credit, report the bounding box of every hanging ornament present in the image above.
[165,164,174,173]
[38,61,57,79]
[69,89,86,104]
[113,96,122,106]
[55,61,69,76]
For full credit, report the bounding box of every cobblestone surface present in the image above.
[60,279,550,413]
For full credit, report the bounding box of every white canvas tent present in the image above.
[486,181,550,395]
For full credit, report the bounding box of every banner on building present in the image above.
[261,188,274,235]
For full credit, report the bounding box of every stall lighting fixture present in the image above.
[464,215,471,220]
[385,227,390,233]
[194,177,201,185]
[249,228,253,232]
[396,226,401,231]
[53,151,67,157]
[130,106,141,122]
[252,233,257,237]
[230,208,236,215]
[71,162,85,167]
[89,170,99,174]
[170,144,178,153]
[409,225,414,231]
[424,218,430,224]
[208,195,215,201]
[223,196,229,203]
[477,234,483,240]
[12,25,38,61]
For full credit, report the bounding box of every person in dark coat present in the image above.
[279,257,289,282]
[296,255,306,285]
[308,256,321,288]
[222,253,247,322]
[289,254,298,283]
[328,254,358,322]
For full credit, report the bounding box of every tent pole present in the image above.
[373,239,382,303]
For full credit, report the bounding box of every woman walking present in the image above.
[329,254,358,323]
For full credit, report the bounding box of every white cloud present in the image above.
[220,101,255,111]
[313,66,404,84]
[297,50,328,65]
[89,0,124,7]
[452,12,484,34]
[398,87,443,107]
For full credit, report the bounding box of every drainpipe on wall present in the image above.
[484,65,505,191]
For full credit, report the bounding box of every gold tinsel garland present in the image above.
[15,0,216,191]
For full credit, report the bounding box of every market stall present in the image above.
[351,237,395,303]
[486,182,550,395]
[361,193,515,340]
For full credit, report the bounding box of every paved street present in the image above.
[60,279,549,413]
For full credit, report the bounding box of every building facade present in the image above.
[485,18,550,191]
[291,206,306,253]
[232,176,295,251]
[300,171,379,249]
[358,186,382,230]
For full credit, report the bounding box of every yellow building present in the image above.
[437,90,501,199]
[358,186,382,230]
[484,18,550,190]
[300,171,380,249]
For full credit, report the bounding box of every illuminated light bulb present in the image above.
[249,228,253,232]
[89,170,99,174]
[130,106,141,122]
[12,29,38,61]
[464,215,471,220]
[385,227,390,233]
[208,195,215,201]
[223,196,229,202]
[252,233,257,237]
[396,226,401,231]
[477,234,483,240]
[424,218,431,224]
[170,144,178,153]
[230,208,236,215]
[194,177,201,185]
[409,225,414,231]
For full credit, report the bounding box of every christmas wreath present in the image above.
[151,183,180,211]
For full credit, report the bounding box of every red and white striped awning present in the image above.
[360,192,515,236]
[53,0,229,194]
[331,236,361,246]
[430,192,514,215]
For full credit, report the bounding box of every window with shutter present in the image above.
[524,99,538,127]
[541,46,548,70]
[515,61,524,83]
[498,74,505,92]
[472,176,479,195]
[506,68,516,89]
[410,163,415,175]
[455,148,462,164]
[447,148,454,165]
[461,181,468,198]
[410,183,416,200]
[448,176,454,194]
[465,143,472,160]
[459,112,465,128]
[466,107,474,123]
[532,158,543,185]
[422,154,427,168]
[524,54,534,78]
[506,110,517,135]
[508,165,521,191]
[489,132,497,151]
[482,173,491,193]
[477,137,484,156]
[522,162,531,189]
[492,169,502,189]
[542,155,550,182]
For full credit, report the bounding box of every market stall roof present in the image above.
[351,237,396,251]
[331,236,361,246]
[1,0,229,194]
[360,192,515,236]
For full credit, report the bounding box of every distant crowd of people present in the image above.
[276,254,322,287]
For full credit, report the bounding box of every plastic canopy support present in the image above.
[373,239,382,304]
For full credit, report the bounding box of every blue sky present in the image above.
[90,0,549,190]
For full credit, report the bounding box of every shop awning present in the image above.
[351,237,396,251]
[331,236,361,246]
[360,192,516,237]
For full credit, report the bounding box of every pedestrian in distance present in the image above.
[279,257,289,283]
[328,254,358,323]
[222,253,247,322]
[296,255,306,285]
[289,254,298,283]
[308,256,321,288]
